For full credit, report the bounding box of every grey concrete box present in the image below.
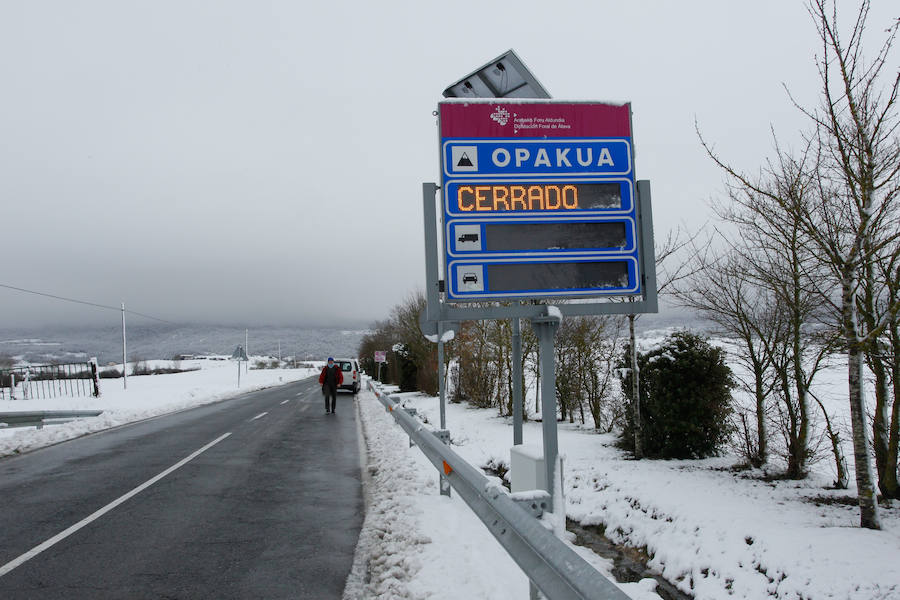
[510,444,547,493]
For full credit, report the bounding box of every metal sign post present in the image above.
[512,317,524,446]
[374,350,386,383]
[232,345,248,388]
[532,307,561,513]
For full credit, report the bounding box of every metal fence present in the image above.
[0,361,100,401]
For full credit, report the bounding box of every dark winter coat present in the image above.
[319,365,343,390]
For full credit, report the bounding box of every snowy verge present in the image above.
[343,384,661,600]
[0,360,319,457]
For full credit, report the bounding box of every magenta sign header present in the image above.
[439,101,631,139]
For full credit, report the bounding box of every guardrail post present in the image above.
[436,429,452,497]
[404,408,418,447]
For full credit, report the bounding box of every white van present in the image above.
[333,358,361,393]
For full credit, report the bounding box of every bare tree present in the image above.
[873,249,900,497]
[698,0,898,528]
[796,0,900,528]
[674,246,777,467]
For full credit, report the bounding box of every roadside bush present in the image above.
[251,359,282,370]
[620,330,734,459]
[131,360,151,376]
[110,363,198,377]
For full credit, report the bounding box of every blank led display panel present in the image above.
[484,222,627,252]
[486,261,630,292]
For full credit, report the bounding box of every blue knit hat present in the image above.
[327,357,334,362]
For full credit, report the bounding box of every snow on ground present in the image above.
[364,385,900,600]
[0,358,319,457]
[4,356,900,599]
[346,384,663,600]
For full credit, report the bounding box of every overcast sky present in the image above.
[1,1,895,329]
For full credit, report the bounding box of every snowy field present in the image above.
[0,358,320,457]
[2,357,899,599]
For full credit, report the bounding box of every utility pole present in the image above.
[121,302,127,390]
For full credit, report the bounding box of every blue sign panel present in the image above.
[442,139,632,178]
[439,101,640,302]
[447,257,639,298]
[446,218,637,258]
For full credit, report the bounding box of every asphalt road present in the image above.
[0,376,364,599]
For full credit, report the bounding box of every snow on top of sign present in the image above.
[424,329,455,344]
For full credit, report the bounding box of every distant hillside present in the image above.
[0,324,367,365]
[0,308,714,367]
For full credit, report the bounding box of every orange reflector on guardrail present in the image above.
[443,461,453,475]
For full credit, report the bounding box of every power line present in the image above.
[0,283,177,324]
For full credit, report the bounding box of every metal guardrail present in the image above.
[0,410,103,429]
[367,381,630,600]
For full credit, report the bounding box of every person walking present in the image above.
[318,357,343,414]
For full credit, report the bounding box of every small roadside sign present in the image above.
[374,351,387,363]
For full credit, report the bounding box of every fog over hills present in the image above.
[0,324,367,366]
[0,306,710,367]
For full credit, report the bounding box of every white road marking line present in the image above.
[250,412,268,421]
[299,403,311,412]
[280,399,290,405]
[0,432,232,579]
[295,392,304,397]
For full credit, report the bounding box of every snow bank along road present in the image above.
[0,376,363,599]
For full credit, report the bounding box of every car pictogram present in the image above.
[462,272,478,284]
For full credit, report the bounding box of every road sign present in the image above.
[374,351,386,363]
[439,100,641,301]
